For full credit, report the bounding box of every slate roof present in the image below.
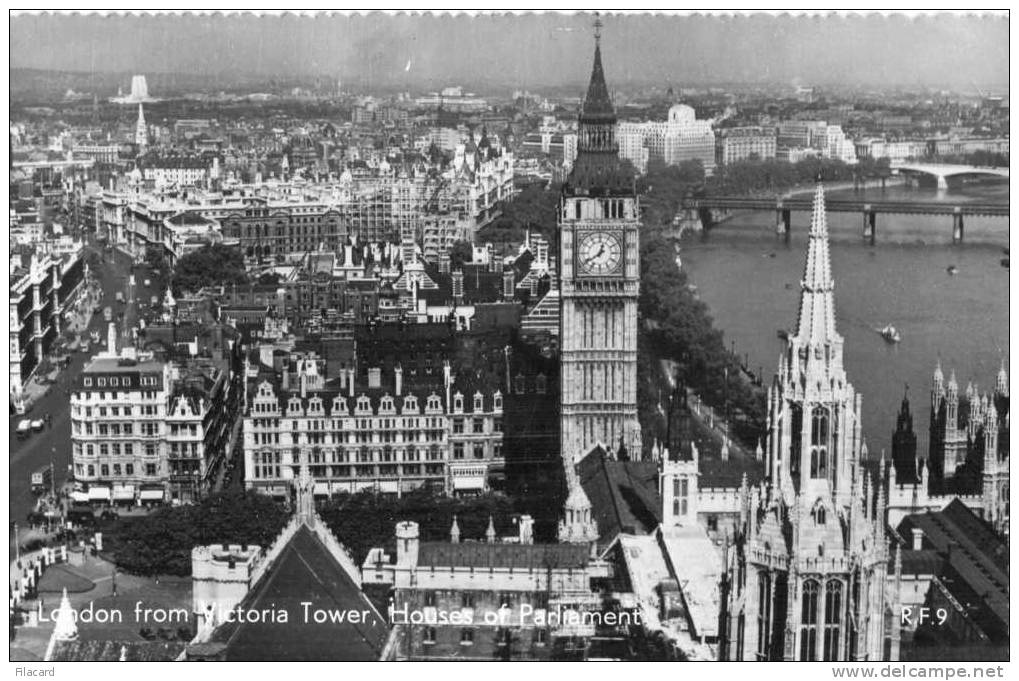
[211,526,389,661]
[49,640,186,662]
[417,542,589,570]
[577,446,662,545]
[897,500,1009,639]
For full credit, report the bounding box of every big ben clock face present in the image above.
[577,231,623,276]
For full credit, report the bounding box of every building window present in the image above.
[453,418,464,434]
[799,580,820,661]
[757,571,772,660]
[673,477,689,517]
[823,580,843,661]
[472,418,484,434]
[423,627,436,645]
[145,463,157,477]
[424,591,436,607]
[461,593,475,609]
[126,463,134,475]
[810,406,829,478]
[534,628,547,646]
[453,443,465,460]
[460,628,474,646]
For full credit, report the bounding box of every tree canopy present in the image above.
[319,488,518,564]
[477,182,562,248]
[635,163,767,450]
[106,491,289,576]
[170,243,248,296]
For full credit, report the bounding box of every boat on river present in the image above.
[880,325,901,343]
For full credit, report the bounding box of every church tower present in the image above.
[723,183,890,662]
[559,17,642,462]
[135,103,148,149]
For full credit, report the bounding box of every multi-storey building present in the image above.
[663,105,716,173]
[720,183,894,662]
[242,342,506,498]
[361,518,617,660]
[616,105,716,174]
[776,120,828,149]
[70,348,174,504]
[715,127,777,166]
[142,156,210,188]
[70,343,240,504]
[9,249,85,401]
[823,125,857,164]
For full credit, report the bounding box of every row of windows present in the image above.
[251,443,499,465]
[252,463,446,480]
[74,404,160,418]
[82,375,159,388]
[75,391,161,402]
[77,442,159,457]
[421,627,547,646]
[76,462,158,477]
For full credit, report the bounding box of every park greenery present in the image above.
[170,243,248,296]
[105,491,289,576]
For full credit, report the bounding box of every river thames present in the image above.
[681,181,1009,456]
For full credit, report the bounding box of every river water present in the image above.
[680,182,1009,456]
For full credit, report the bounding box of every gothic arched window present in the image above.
[790,404,803,477]
[799,580,820,661]
[810,406,829,478]
[756,571,772,660]
[823,580,843,661]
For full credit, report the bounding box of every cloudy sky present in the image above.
[9,12,1009,90]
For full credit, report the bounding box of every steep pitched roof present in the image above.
[577,446,662,544]
[580,40,615,122]
[211,526,389,661]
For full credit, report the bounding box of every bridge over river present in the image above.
[680,194,1008,243]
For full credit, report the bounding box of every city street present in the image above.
[8,245,155,525]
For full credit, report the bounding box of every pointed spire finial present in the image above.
[594,12,603,43]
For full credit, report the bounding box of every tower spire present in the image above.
[795,181,837,345]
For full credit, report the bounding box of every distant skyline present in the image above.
[10,12,1010,91]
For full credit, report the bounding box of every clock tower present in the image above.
[559,19,642,462]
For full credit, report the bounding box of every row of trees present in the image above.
[106,491,289,576]
[636,162,768,448]
[705,156,891,197]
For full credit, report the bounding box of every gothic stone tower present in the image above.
[722,184,891,662]
[559,19,642,463]
[891,389,919,485]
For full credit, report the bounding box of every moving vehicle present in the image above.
[31,419,45,432]
[16,420,32,439]
[116,292,125,303]
[31,464,53,494]
[104,306,113,322]
[880,324,901,343]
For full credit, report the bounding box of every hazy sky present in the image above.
[9,12,1010,90]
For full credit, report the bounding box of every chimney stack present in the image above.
[911,527,924,551]
[395,363,403,397]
